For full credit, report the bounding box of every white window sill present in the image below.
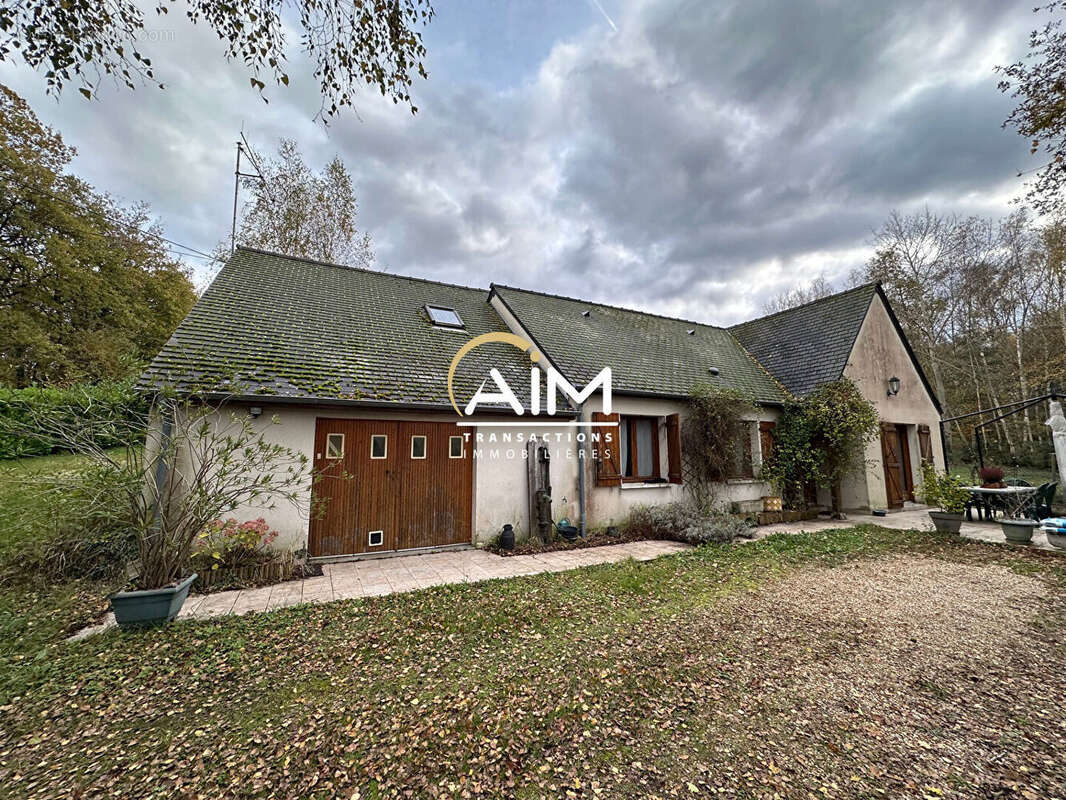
[619,482,673,490]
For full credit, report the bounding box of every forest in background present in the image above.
[773,208,1066,472]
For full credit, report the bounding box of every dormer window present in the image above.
[425,304,464,329]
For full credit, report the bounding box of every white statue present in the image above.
[1046,400,1066,495]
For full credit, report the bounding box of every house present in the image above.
[141,247,944,557]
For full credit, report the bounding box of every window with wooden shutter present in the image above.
[759,421,775,469]
[918,424,933,465]
[666,413,682,484]
[727,423,755,479]
[591,412,621,486]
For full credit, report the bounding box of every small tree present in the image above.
[1,391,311,588]
[762,379,879,517]
[760,402,820,509]
[681,385,756,511]
[804,379,880,516]
[234,138,374,268]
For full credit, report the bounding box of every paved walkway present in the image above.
[72,540,690,638]
[751,505,1064,551]
[72,507,1064,639]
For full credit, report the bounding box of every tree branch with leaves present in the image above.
[0,0,433,119]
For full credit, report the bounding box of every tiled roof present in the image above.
[490,285,788,405]
[729,284,877,396]
[139,247,538,409]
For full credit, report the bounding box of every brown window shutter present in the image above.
[917,424,933,465]
[759,421,775,466]
[591,411,621,486]
[666,413,683,484]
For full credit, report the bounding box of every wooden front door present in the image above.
[308,418,473,557]
[880,423,914,509]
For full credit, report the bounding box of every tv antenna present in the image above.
[230,131,269,255]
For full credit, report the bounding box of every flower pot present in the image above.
[1046,532,1066,550]
[928,511,964,534]
[110,573,197,629]
[1000,518,1037,544]
[761,495,782,512]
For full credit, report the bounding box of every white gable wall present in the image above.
[840,293,944,510]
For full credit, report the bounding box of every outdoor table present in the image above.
[963,486,1038,521]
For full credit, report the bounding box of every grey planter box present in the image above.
[928,511,963,534]
[110,573,197,629]
[1000,519,1037,544]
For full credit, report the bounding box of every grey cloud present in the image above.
[0,0,1043,324]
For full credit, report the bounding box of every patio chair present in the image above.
[1029,481,1058,521]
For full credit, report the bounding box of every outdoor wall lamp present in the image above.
[249,406,263,418]
[886,376,901,397]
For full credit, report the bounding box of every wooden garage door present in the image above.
[308,419,473,557]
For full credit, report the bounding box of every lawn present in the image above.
[0,450,126,702]
[1,521,1065,799]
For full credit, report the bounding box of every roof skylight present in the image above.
[425,304,465,328]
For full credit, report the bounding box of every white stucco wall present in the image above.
[194,402,587,550]
[841,294,944,510]
[577,394,780,526]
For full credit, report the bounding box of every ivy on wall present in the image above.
[681,385,756,511]
[762,378,880,515]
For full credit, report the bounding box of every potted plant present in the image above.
[918,462,969,534]
[978,465,1006,488]
[998,493,1038,545]
[107,399,310,628]
[4,391,311,628]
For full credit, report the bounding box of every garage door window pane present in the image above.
[325,433,344,459]
[411,435,427,459]
[370,435,387,459]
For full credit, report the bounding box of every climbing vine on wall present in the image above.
[762,378,880,514]
[682,385,756,511]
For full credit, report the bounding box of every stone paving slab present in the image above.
[69,540,692,639]
[71,509,1063,640]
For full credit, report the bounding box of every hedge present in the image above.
[0,381,147,459]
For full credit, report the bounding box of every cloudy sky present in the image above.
[0,0,1044,324]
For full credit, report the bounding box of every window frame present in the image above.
[410,435,427,459]
[368,530,384,547]
[727,422,755,480]
[448,435,464,459]
[370,434,388,460]
[619,415,661,482]
[324,433,345,459]
[425,304,465,329]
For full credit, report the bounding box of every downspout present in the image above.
[152,400,174,525]
[578,402,587,537]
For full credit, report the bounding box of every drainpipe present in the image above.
[577,402,587,537]
[151,400,174,525]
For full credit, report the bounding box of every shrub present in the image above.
[189,518,280,572]
[0,380,147,459]
[918,461,971,514]
[762,378,879,514]
[624,500,753,545]
[1,462,137,582]
[682,386,756,510]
